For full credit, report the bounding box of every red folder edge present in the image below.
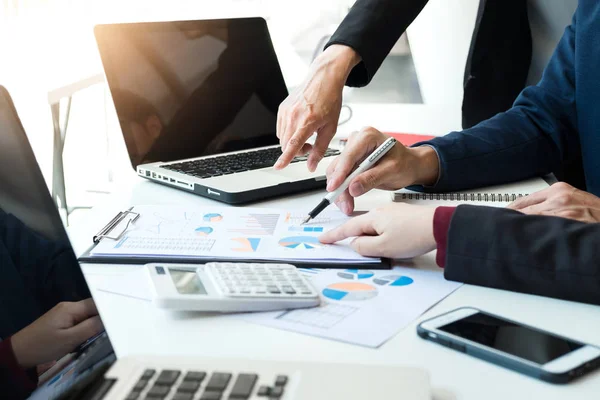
[384,132,436,146]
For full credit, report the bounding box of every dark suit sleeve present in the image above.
[444,205,600,305]
[416,11,578,192]
[325,0,429,87]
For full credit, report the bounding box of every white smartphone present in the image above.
[417,307,600,383]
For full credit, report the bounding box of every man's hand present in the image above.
[319,203,437,259]
[507,182,600,223]
[11,298,104,368]
[326,127,439,215]
[275,45,361,172]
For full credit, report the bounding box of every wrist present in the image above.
[410,146,440,186]
[11,331,34,368]
[316,44,361,81]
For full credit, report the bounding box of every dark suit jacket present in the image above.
[0,209,89,340]
[326,0,532,129]
[422,2,600,305]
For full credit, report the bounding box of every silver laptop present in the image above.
[0,86,431,399]
[94,18,340,204]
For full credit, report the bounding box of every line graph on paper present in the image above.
[128,211,221,237]
[275,302,358,329]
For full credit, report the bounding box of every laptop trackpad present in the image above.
[265,159,331,182]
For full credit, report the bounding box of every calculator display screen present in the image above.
[169,268,208,295]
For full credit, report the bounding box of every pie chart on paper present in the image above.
[203,213,223,222]
[322,282,378,301]
[194,227,214,236]
[337,269,374,280]
[278,236,323,250]
[373,275,414,287]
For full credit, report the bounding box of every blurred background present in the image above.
[0,0,478,225]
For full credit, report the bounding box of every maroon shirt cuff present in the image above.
[433,206,456,268]
[0,336,38,395]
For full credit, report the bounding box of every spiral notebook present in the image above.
[392,177,549,207]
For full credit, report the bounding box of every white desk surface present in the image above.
[70,104,600,400]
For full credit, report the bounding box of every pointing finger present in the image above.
[275,122,317,169]
[319,213,376,244]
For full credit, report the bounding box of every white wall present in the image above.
[407,0,479,106]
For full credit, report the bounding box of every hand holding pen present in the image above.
[303,127,440,221]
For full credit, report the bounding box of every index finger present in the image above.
[319,213,377,244]
[274,123,316,170]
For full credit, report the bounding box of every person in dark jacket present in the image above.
[0,209,103,399]
[319,2,600,306]
[274,0,575,174]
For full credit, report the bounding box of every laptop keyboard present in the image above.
[159,147,340,179]
[125,368,289,400]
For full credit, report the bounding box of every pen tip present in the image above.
[300,216,311,225]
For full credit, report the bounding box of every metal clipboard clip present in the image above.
[93,208,140,243]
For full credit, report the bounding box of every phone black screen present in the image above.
[439,312,583,364]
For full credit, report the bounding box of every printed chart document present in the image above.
[243,267,462,348]
[86,206,379,266]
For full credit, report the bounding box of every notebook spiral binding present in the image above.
[398,193,528,202]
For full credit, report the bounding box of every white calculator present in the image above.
[146,262,320,312]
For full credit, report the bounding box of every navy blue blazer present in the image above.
[422,1,600,305]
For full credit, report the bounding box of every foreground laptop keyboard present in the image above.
[125,368,289,400]
[159,147,340,179]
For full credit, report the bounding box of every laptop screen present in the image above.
[0,87,115,399]
[95,18,288,168]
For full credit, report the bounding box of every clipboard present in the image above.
[78,207,391,270]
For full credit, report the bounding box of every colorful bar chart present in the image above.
[228,213,279,235]
[288,226,324,232]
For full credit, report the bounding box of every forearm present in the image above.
[415,16,577,192]
[421,106,562,192]
[311,45,361,88]
[443,205,600,305]
[326,0,429,87]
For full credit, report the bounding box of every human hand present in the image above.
[11,298,104,368]
[319,203,437,259]
[275,45,361,172]
[325,127,439,215]
[507,182,600,223]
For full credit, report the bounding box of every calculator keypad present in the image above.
[206,263,317,298]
